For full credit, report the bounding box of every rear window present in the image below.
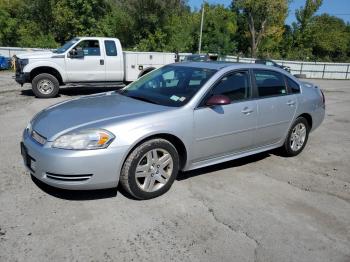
[286,77,300,94]
[105,40,118,56]
[254,70,287,97]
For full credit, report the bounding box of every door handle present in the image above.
[100,59,104,65]
[241,107,253,115]
[287,100,296,106]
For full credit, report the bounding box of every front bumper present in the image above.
[21,128,129,190]
[15,72,30,85]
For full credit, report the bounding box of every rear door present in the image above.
[65,39,105,82]
[193,70,257,162]
[104,39,123,81]
[253,69,297,147]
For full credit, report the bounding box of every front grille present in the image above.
[46,173,93,182]
[14,56,21,74]
[31,130,46,145]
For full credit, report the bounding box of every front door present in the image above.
[65,39,105,82]
[193,70,257,162]
[252,69,297,147]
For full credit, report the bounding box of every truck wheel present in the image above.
[32,73,59,98]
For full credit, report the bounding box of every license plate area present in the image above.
[20,142,36,172]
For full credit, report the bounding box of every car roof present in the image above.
[173,61,240,70]
[171,61,298,81]
[172,61,278,71]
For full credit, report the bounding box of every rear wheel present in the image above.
[281,117,310,156]
[32,73,59,98]
[120,139,179,199]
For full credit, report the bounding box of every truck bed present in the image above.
[123,51,175,82]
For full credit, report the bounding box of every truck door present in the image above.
[104,39,124,81]
[65,39,105,82]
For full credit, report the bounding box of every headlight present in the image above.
[52,129,115,150]
[20,59,29,67]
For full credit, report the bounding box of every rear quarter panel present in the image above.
[296,82,325,132]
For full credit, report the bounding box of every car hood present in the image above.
[31,92,170,141]
[17,51,55,60]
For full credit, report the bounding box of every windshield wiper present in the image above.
[127,95,159,105]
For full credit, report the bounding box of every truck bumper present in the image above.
[15,72,30,85]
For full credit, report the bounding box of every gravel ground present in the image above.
[0,70,349,262]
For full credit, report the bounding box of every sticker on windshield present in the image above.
[179,97,186,102]
[170,95,180,101]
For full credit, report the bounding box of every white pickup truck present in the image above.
[14,37,176,98]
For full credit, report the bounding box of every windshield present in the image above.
[53,38,80,54]
[119,65,217,107]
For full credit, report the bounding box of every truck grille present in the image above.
[14,56,21,74]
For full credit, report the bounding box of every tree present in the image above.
[308,14,349,61]
[195,3,237,55]
[233,0,288,58]
[95,2,134,48]
[120,0,190,46]
[52,0,111,43]
[295,0,323,32]
[289,0,323,59]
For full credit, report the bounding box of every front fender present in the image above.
[23,61,67,82]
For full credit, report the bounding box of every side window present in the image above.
[254,70,287,97]
[210,71,250,102]
[105,40,117,56]
[286,77,300,94]
[75,40,100,56]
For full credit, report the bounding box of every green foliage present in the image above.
[52,0,111,42]
[195,3,237,55]
[233,0,288,58]
[308,14,349,61]
[295,0,323,31]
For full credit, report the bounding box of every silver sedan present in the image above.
[21,62,325,199]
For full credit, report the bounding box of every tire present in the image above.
[32,73,59,98]
[281,117,310,157]
[120,138,179,200]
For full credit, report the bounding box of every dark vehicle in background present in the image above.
[183,53,218,62]
[255,59,291,73]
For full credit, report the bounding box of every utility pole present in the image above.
[198,2,205,54]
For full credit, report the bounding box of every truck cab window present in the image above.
[105,40,118,56]
[74,40,100,56]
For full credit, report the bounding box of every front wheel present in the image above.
[120,139,179,200]
[32,73,59,98]
[281,117,310,157]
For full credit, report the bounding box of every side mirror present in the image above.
[206,95,231,107]
[69,48,84,58]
